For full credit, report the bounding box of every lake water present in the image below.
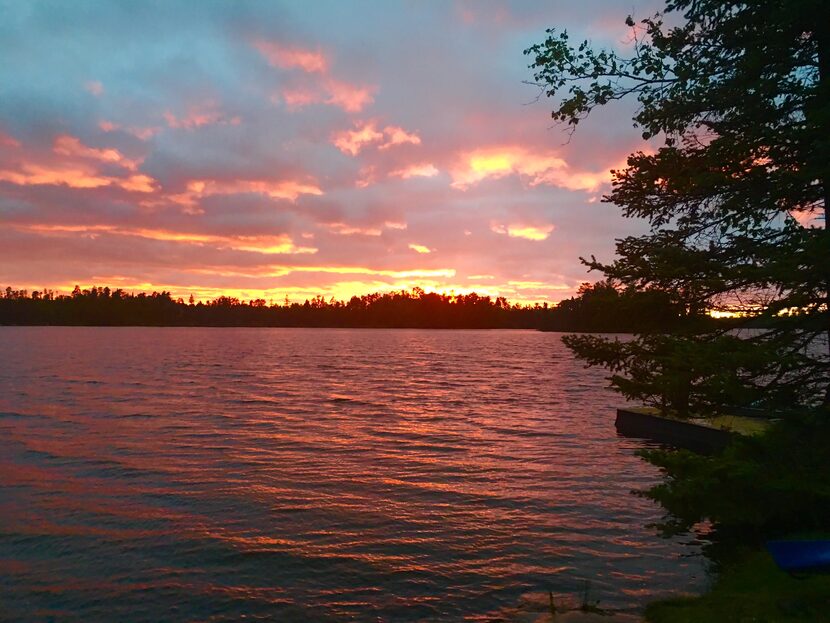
[0,328,705,621]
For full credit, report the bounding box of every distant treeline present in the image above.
[0,282,697,331]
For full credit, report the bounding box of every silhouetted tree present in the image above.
[0,284,687,330]
[527,0,830,416]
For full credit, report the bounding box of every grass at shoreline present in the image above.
[645,549,830,623]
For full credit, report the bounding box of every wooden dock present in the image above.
[615,407,772,453]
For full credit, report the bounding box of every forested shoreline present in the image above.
[0,282,694,331]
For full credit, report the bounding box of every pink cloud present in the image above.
[256,39,375,113]
[164,103,240,130]
[323,78,375,113]
[390,163,439,179]
[85,80,104,96]
[0,131,20,148]
[379,126,421,150]
[281,79,375,113]
[332,122,384,155]
[98,121,160,141]
[332,121,422,155]
[168,178,323,212]
[53,134,139,170]
[790,209,823,228]
[128,126,161,141]
[281,87,320,110]
[355,165,377,188]
[253,40,328,73]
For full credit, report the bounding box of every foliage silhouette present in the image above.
[0,283,688,331]
[526,0,830,416]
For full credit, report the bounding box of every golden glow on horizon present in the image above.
[33,277,565,307]
[0,30,632,311]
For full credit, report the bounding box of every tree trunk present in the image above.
[815,15,830,409]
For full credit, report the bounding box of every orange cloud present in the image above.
[451,146,609,191]
[391,163,439,179]
[408,243,432,254]
[253,40,328,73]
[120,175,157,193]
[327,223,383,236]
[332,121,422,155]
[192,264,456,280]
[491,222,555,241]
[295,266,453,279]
[165,177,322,215]
[15,223,317,255]
[379,125,421,149]
[189,178,322,201]
[0,163,111,189]
[0,135,157,193]
[332,122,384,155]
[53,135,139,170]
[326,220,406,236]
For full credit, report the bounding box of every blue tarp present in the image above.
[766,540,830,572]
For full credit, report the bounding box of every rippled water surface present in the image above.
[0,328,705,621]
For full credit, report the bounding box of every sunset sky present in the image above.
[0,0,659,304]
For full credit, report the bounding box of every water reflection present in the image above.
[0,327,704,621]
